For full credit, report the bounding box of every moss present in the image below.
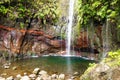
[80,63,97,80]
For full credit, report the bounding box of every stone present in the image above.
[4,65,10,69]
[39,70,47,75]
[20,76,30,80]
[51,74,58,79]
[1,73,7,76]
[36,75,50,80]
[12,66,17,70]
[96,63,110,72]
[16,74,22,79]
[3,63,10,69]
[58,74,65,80]
[35,77,42,80]
[6,76,14,80]
[29,74,36,79]
[67,79,72,80]
[33,68,40,74]
[24,72,27,76]
[73,72,79,76]
[0,77,5,80]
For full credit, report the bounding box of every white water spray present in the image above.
[66,0,75,56]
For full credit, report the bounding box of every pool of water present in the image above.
[0,56,95,77]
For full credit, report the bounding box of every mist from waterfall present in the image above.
[66,0,75,56]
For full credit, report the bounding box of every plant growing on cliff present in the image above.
[102,50,120,67]
[0,0,59,27]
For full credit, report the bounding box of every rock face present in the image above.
[0,25,101,57]
[80,61,120,80]
[0,25,66,55]
[76,31,90,48]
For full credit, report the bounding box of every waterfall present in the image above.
[66,0,75,56]
[102,20,110,58]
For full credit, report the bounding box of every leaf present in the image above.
[108,11,117,18]
[92,1,101,8]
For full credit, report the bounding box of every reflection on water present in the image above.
[0,56,95,77]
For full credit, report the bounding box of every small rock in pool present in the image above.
[4,65,10,69]
[73,72,79,76]
[39,70,47,75]
[51,74,58,79]
[12,66,17,70]
[33,68,40,74]
[58,73,65,80]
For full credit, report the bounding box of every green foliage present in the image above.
[0,0,59,27]
[108,50,120,59]
[102,50,120,67]
[89,63,96,67]
[77,0,120,25]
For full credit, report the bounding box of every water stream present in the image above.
[66,0,75,56]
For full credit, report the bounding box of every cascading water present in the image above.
[102,20,110,58]
[66,0,75,56]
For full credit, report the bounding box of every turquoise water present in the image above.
[0,56,95,77]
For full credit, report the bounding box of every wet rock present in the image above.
[20,76,30,80]
[58,74,65,80]
[33,68,40,74]
[6,76,14,80]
